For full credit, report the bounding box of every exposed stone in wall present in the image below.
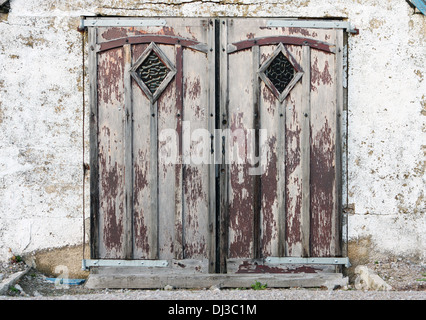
[23,244,90,279]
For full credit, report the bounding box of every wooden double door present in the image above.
[89,18,345,274]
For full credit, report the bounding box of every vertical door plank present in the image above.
[89,27,100,259]
[310,30,337,257]
[97,47,126,258]
[300,44,311,257]
[132,43,153,259]
[335,30,344,257]
[218,18,229,272]
[276,79,286,258]
[174,45,184,260]
[123,44,133,259]
[252,45,261,259]
[258,45,280,258]
[157,44,178,259]
[182,47,210,259]
[149,100,159,260]
[207,19,216,272]
[227,49,255,259]
[284,45,305,257]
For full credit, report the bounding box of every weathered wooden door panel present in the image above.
[283,44,304,257]
[97,46,127,259]
[220,18,343,273]
[91,18,215,271]
[90,18,344,276]
[309,39,340,258]
[227,48,256,259]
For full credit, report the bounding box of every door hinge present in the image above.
[82,259,169,270]
[266,20,359,35]
[265,257,351,267]
[79,17,167,30]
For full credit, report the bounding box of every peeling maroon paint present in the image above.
[174,45,184,259]
[262,85,277,105]
[97,48,124,105]
[236,261,320,274]
[260,52,271,65]
[185,26,199,41]
[183,165,207,258]
[160,26,176,36]
[184,166,203,206]
[261,136,278,257]
[132,43,148,63]
[101,27,130,41]
[286,109,302,173]
[158,71,177,117]
[285,108,303,254]
[310,120,335,257]
[99,126,125,256]
[133,149,150,258]
[228,112,255,259]
[97,46,126,258]
[230,36,334,54]
[184,76,205,119]
[131,39,152,258]
[311,56,333,91]
[99,35,206,53]
[187,76,201,101]
[155,52,178,258]
[287,27,312,37]
[101,26,179,39]
[100,27,160,41]
[134,151,149,200]
[229,112,249,160]
[228,163,254,258]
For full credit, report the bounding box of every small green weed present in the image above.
[9,286,19,293]
[251,281,267,290]
[415,273,426,282]
[10,255,22,263]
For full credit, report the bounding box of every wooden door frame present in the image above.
[86,17,349,276]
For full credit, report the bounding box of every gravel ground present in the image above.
[1,287,425,300]
[365,258,426,291]
[0,257,425,300]
[0,259,28,280]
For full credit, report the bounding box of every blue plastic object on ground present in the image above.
[45,278,86,285]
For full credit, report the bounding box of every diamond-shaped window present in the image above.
[131,42,176,103]
[258,43,303,102]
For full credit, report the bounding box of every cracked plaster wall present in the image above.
[0,0,424,263]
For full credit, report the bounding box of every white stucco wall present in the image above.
[0,0,424,262]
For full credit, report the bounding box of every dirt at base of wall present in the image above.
[23,244,90,279]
